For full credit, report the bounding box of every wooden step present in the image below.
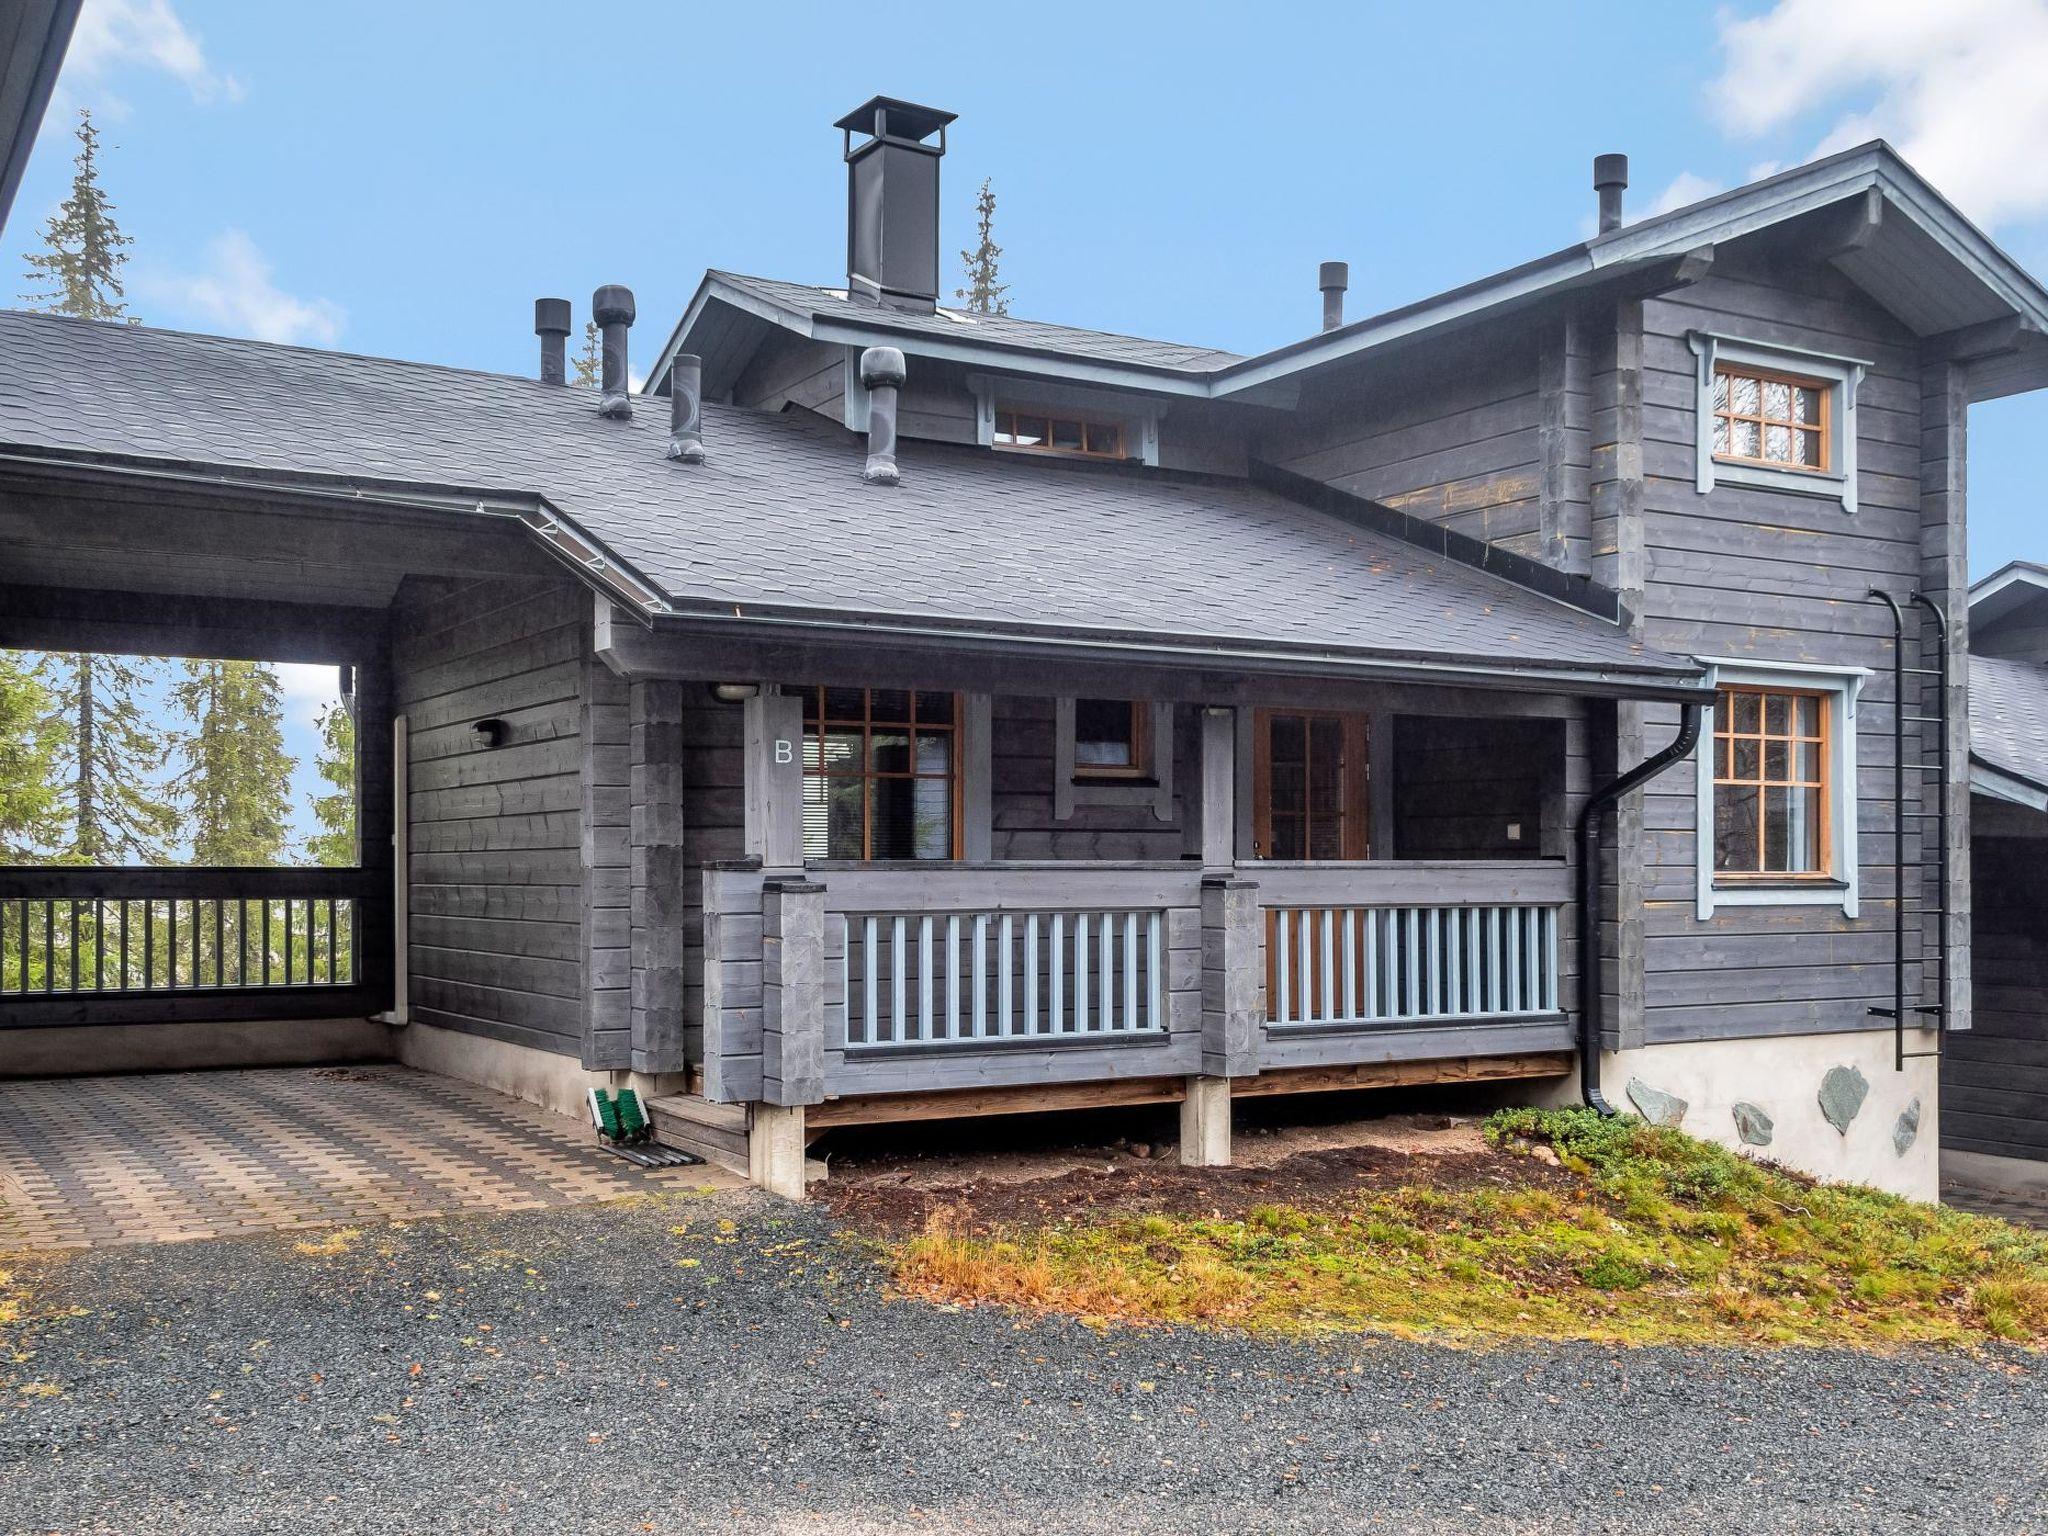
[647,1093,749,1176]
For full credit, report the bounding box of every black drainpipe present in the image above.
[1576,703,1704,1114]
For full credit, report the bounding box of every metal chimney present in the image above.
[534,298,570,385]
[859,346,906,485]
[1594,154,1629,234]
[835,96,957,313]
[1318,261,1349,332]
[667,353,705,464]
[592,285,634,419]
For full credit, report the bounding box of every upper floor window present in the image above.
[1072,698,1151,780]
[1712,685,1827,878]
[800,687,959,861]
[994,407,1124,460]
[1712,364,1829,473]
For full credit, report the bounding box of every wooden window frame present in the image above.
[800,687,963,862]
[993,406,1127,461]
[1071,698,1152,781]
[1711,362,1831,476]
[1711,684,1830,882]
[1251,708,1371,862]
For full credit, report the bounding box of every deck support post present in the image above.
[749,1103,808,1200]
[1179,1074,1232,1167]
[762,879,826,1108]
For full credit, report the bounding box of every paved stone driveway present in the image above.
[0,1065,720,1250]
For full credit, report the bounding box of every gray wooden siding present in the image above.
[682,692,749,1070]
[1260,324,1549,558]
[992,695,1189,860]
[1945,828,2048,1160]
[394,574,599,1059]
[1631,248,1944,1047]
[732,331,844,419]
[1391,715,1565,860]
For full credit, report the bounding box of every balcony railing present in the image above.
[0,868,365,998]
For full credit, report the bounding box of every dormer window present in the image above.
[994,408,1125,460]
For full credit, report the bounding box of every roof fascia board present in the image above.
[1972,755,2048,812]
[1970,562,2048,611]
[613,602,1710,703]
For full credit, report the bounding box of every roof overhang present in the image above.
[1973,753,2048,813]
[0,0,80,236]
[1970,561,2048,629]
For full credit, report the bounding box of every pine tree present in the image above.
[571,319,601,387]
[0,652,67,859]
[955,178,1009,316]
[307,696,357,867]
[21,110,133,321]
[45,653,175,863]
[171,660,294,866]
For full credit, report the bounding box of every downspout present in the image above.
[1576,704,1703,1114]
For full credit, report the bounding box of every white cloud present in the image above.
[67,0,242,104]
[272,662,344,730]
[138,229,343,346]
[1708,0,2048,226]
[1644,171,1726,219]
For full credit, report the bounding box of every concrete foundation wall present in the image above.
[1536,1027,1938,1200]
[393,1018,612,1120]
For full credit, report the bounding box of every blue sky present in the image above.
[13,0,2048,848]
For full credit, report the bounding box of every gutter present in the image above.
[1576,705,1704,1114]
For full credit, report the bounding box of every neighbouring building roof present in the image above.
[1970,653,2048,806]
[659,141,2048,408]
[0,308,1703,698]
[0,0,79,235]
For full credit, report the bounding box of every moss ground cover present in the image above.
[886,1108,2048,1348]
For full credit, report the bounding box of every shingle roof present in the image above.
[706,270,1246,372]
[0,309,1700,691]
[1972,654,2048,793]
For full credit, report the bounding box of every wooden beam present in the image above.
[1229,1052,1573,1098]
[806,1075,1189,1128]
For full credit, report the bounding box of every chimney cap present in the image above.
[592,285,636,327]
[534,297,571,338]
[859,345,907,390]
[1593,153,1629,191]
[834,95,957,147]
[1318,261,1350,293]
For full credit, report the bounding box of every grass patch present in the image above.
[886,1109,2048,1348]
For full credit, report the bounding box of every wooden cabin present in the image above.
[7,98,2047,1201]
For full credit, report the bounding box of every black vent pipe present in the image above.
[1576,703,1702,1114]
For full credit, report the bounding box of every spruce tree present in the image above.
[572,320,601,387]
[21,110,133,321]
[0,652,67,859]
[46,653,175,863]
[307,696,357,867]
[955,178,1009,315]
[171,660,294,866]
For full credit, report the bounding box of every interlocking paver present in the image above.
[0,1065,724,1249]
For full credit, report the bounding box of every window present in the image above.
[994,408,1125,460]
[1712,686,1827,877]
[1686,332,1863,513]
[1712,364,1828,473]
[1072,698,1150,779]
[800,688,959,861]
[1693,660,1867,919]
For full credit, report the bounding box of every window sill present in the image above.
[1708,456,1851,505]
[1702,879,1852,915]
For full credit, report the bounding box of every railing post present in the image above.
[762,878,826,1109]
[743,688,805,873]
[1190,873,1260,1167]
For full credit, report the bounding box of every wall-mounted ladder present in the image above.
[1867,589,1952,1071]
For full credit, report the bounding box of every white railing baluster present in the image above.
[998,914,1014,1038]
[918,914,935,1043]
[1298,908,1314,1025]
[891,916,908,1043]
[972,914,988,1039]
[1426,908,1442,1016]
[1121,914,1138,1034]
[863,916,879,1045]
[1544,906,1559,1011]
[1446,906,1463,1016]
[1051,913,1065,1035]
[1404,908,1421,1018]
[1341,908,1358,1022]
[946,915,960,1043]
[1075,913,1090,1035]
[1363,908,1379,1021]
[1275,909,1293,1027]
[1147,911,1162,1031]
[1024,913,1040,1039]
[1101,911,1117,1032]
[1506,907,1523,1015]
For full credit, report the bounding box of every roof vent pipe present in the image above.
[859,346,906,486]
[1594,154,1628,235]
[592,284,635,419]
[667,353,706,464]
[534,298,571,385]
[1318,261,1349,332]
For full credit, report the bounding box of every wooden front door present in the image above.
[1251,709,1370,860]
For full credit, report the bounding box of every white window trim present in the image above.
[1054,697,1175,822]
[1694,658,1869,920]
[965,373,1162,466]
[1686,331,1867,514]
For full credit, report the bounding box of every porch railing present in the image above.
[0,868,364,998]
[1251,862,1570,1030]
[818,864,1198,1052]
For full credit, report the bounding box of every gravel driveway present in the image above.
[2,1192,2042,1534]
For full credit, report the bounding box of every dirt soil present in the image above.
[822,1113,1571,1236]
